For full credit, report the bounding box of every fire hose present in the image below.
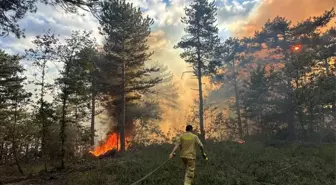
[129,157,172,185]
[129,153,208,185]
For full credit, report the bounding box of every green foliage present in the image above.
[213,8,336,141]
[97,0,162,151]
[118,142,335,185]
[215,37,254,138]
[55,30,97,169]
[4,141,333,185]
[65,170,108,185]
[0,0,97,38]
[25,30,60,169]
[0,0,37,38]
[97,0,161,98]
[175,0,221,141]
[0,50,32,175]
[175,0,220,75]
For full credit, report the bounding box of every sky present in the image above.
[0,0,335,137]
[1,0,262,71]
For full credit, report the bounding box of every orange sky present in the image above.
[229,0,336,37]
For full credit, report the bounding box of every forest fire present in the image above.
[89,132,131,157]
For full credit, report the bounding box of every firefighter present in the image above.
[169,125,206,185]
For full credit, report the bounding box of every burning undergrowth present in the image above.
[89,100,138,158]
[88,130,131,158]
[89,132,132,158]
[90,89,166,158]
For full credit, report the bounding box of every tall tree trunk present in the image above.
[325,58,330,75]
[289,114,296,140]
[25,143,29,162]
[0,142,4,164]
[259,114,264,134]
[74,91,79,157]
[332,103,336,126]
[12,95,24,175]
[120,60,126,152]
[4,143,9,163]
[298,110,306,140]
[284,37,296,142]
[60,91,68,169]
[34,138,39,161]
[233,57,243,139]
[244,106,249,136]
[40,61,47,171]
[197,49,205,142]
[287,79,296,141]
[287,118,295,141]
[60,94,66,169]
[308,102,314,138]
[234,82,243,138]
[60,63,70,169]
[117,128,119,151]
[12,141,24,175]
[90,75,96,146]
[324,58,336,125]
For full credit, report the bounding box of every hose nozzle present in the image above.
[202,153,208,160]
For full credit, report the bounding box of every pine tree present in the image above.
[251,9,335,141]
[316,26,336,124]
[0,50,31,175]
[241,64,286,138]
[175,0,220,141]
[97,0,161,152]
[290,9,335,139]
[217,37,252,139]
[253,16,297,140]
[75,47,101,146]
[25,30,59,170]
[56,30,96,169]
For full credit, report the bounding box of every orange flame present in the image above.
[89,132,131,157]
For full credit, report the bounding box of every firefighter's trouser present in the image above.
[181,157,196,185]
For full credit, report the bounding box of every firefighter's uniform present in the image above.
[176,132,203,185]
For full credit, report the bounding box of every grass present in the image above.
[2,141,335,185]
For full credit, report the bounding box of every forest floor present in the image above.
[1,141,335,185]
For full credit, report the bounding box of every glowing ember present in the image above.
[237,140,245,144]
[89,132,130,157]
[292,44,302,52]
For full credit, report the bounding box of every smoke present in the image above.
[229,0,336,37]
[147,31,190,133]
[147,30,223,135]
[95,110,111,144]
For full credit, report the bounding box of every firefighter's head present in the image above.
[186,125,193,132]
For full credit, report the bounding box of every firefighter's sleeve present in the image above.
[175,135,181,146]
[196,136,203,147]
